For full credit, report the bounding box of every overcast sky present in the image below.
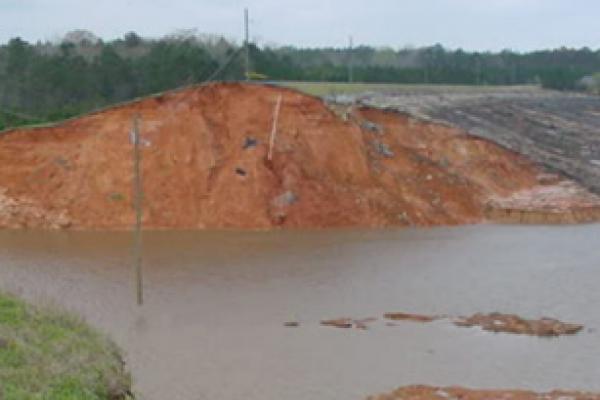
[1,0,599,51]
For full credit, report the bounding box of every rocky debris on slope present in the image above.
[357,107,600,224]
[361,120,384,134]
[0,188,71,229]
[1,83,599,230]
[331,87,600,195]
[242,136,258,149]
[270,190,299,224]
[454,313,583,337]
[372,140,395,158]
[491,178,600,211]
[486,179,600,223]
[367,385,600,400]
[272,190,298,208]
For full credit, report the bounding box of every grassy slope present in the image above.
[0,111,41,131]
[0,293,131,400]
[277,81,539,97]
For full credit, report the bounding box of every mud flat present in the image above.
[367,385,600,400]
[1,83,599,230]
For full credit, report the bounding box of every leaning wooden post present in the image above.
[268,95,283,161]
[131,114,144,306]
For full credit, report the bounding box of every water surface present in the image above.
[0,225,599,399]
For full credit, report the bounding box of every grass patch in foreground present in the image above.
[0,293,131,399]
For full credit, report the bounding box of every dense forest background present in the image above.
[1,30,599,130]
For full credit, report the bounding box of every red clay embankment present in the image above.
[0,83,599,230]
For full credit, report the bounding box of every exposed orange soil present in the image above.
[0,83,599,230]
[320,317,378,329]
[384,312,439,323]
[367,385,600,400]
[356,108,600,224]
[314,311,583,336]
[454,313,583,337]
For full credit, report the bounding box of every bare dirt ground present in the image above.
[1,83,599,230]
[326,86,600,194]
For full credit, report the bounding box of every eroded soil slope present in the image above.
[0,83,598,230]
[330,86,600,193]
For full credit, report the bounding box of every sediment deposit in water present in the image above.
[314,311,583,336]
[454,312,583,337]
[367,385,600,400]
[1,83,599,230]
[384,312,439,323]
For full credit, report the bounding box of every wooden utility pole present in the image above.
[244,8,250,80]
[268,95,283,161]
[132,115,144,306]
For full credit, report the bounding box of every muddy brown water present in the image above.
[1,225,599,399]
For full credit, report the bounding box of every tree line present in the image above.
[1,30,599,130]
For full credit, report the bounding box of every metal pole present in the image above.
[244,8,250,80]
[132,114,143,306]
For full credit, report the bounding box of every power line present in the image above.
[201,45,245,83]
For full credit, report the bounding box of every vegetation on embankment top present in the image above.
[0,293,131,399]
[280,81,540,97]
[1,30,598,129]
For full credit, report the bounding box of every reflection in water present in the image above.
[1,226,599,400]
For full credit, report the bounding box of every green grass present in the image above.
[0,110,43,132]
[278,81,540,97]
[0,293,132,400]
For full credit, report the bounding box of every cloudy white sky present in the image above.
[0,0,599,51]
